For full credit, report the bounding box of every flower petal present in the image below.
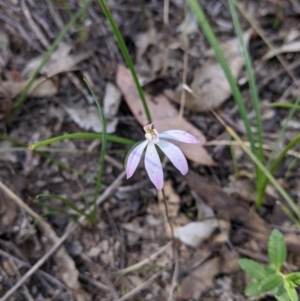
[126,140,148,179]
[157,140,188,175]
[144,142,164,189]
[159,130,200,144]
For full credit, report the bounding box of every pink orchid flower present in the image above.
[126,123,200,189]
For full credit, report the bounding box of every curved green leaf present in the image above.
[239,259,267,281]
[284,280,298,301]
[244,282,261,297]
[268,229,287,271]
[36,194,85,216]
[29,133,134,150]
[259,274,283,292]
[286,272,300,285]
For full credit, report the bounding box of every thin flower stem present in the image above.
[161,187,175,259]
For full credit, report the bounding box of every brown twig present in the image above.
[0,227,75,301]
[78,274,109,291]
[80,253,119,300]
[167,249,179,301]
[163,0,170,26]
[179,2,189,119]
[8,259,34,301]
[21,0,49,48]
[118,242,172,275]
[236,2,300,90]
[0,170,126,301]
[117,271,162,301]
[161,187,176,259]
[0,249,66,289]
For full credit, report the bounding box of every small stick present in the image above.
[167,249,179,301]
[179,2,189,118]
[163,0,169,26]
[21,0,49,48]
[0,171,126,301]
[118,242,171,274]
[118,271,162,301]
[0,249,65,289]
[78,274,109,291]
[161,187,176,259]
[0,228,74,301]
[8,259,34,301]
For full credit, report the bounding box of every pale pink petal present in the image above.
[126,140,148,179]
[157,140,188,175]
[159,130,200,144]
[144,142,164,189]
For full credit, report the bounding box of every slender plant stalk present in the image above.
[0,135,93,181]
[9,0,93,122]
[225,124,300,221]
[84,79,107,223]
[97,0,152,122]
[229,136,240,176]
[59,0,86,39]
[267,96,300,166]
[29,133,134,150]
[257,96,300,206]
[37,194,86,216]
[179,2,189,118]
[187,0,256,163]
[270,133,300,176]
[185,80,300,222]
[228,0,264,208]
[161,187,176,259]
[270,103,300,110]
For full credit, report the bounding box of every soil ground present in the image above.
[0,0,300,300]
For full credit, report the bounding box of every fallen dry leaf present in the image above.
[0,42,90,110]
[0,83,12,121]
[186,171,300,257]
[64,105,118,134]
[0,77,58,98]
[158,180,191,237]
[164,32,250,112]
[179,257,221,299]
[103,82,121,118]
[135,26,157,61]
[0,141,17,163]
[174,220,218,248]
[22,42,90,78]
[0,190,18,235]
[186,170,270,237]
[262,40,300,61]
[176,12,198,35]
[0,29,10,74]
[116,64,215,165]
[103,82,121,132]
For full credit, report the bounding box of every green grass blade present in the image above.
[187,0,256,156]
[9,0,93,123]
[59,0,87,39]
[257,96,300,205]
[227,126,300,222]
[33,201,80,224]
[228,0,264,207]
[83,79,107,212]
[270,103,300,110]
[37,194,86,216]
[97,0,152,123]
[29,133,134,150]
[0,135,94,182]
[268,96,300,165]
[270,133,300,176]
